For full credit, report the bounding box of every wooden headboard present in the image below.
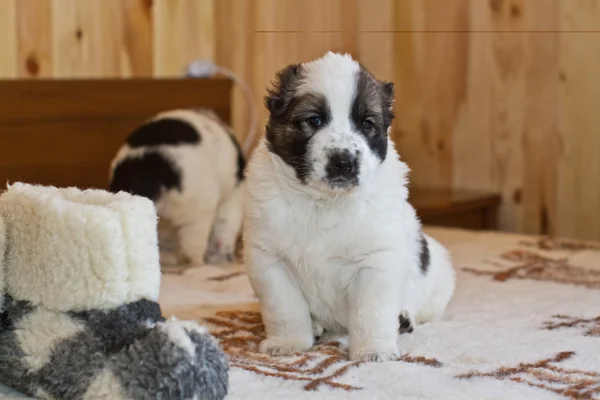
[0,78,232,190]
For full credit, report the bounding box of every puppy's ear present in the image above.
[381,81,395,127]
[265,63,303,117]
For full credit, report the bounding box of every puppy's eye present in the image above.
[362,120,374,132]
[308,116,323,128]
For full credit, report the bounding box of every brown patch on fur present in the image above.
[458,352,600,399]
[203,310,443,392]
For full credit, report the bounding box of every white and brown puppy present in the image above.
[243,52,455,362]
[110,108,245,266]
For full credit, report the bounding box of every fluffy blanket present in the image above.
[159,227,600,400]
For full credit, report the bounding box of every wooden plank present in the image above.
[214,0,258,149]
[0,78,232,123]
[358,1,393,78]
[51,0,125,77]
[0,0,17,78]
[16,0,53,78]
[556,1,600,240]
[521,0,559,235]
[0,118,145,167]
[153,0,215,77]
[393,0,469,191]
[123,0,154,77]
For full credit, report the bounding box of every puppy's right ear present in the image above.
[264,63,303,117]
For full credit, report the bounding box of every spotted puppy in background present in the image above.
[110,109,245,266]
[243,52,456,362]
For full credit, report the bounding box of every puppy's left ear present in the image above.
[265,63,303,117]
[381,81,395,126]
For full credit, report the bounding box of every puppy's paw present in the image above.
[398,311,414,334]
[205,238,237,265]
[350,344,400,363]
[205,250,236,265]
[312,320,325,338]
[259,337,312,356]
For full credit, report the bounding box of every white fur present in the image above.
[110,109,244,266]
[159,317,208,359]
[0,182,161,311]
[243,52,456,362]
[84,369,128,400]
[15,308,85,372]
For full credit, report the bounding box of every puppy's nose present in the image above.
[327,151,359,182]
[330,153,356,174]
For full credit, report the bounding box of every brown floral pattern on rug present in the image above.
[457,351,600,399]
[203,310,442,391]
[206,271,246,282]
[542,315,600,337]
[463,250,600,289]
[520,238,600,252]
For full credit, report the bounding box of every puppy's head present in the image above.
[265,52,395,193]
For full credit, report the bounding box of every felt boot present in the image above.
[0,183,228,400]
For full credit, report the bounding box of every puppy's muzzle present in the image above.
[325,150,359,188]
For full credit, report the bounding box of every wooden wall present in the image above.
[0,0,599,241]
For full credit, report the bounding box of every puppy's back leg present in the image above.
[158,192,218,267]
[176,208,217,266]
[205,183,244,265]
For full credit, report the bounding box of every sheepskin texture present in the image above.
[0,215,5,314]
[0,183,161,311]
[0,183,229,400]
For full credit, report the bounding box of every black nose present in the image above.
[331,153,356,174]
[327,151,359,183]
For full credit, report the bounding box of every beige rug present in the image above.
[159,227,600,400]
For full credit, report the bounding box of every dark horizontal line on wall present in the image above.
[231,30,600,34]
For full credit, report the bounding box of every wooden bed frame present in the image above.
[0,78,233,190]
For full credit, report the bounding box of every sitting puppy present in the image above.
[110,108,245,266]
[243,52,455,362]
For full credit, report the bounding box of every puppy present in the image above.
[243,52,455,362]
[110,108,245,266]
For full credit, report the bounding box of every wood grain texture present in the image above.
[16,0,53,78]
[0,0,17,78]
[123,0,154,76]
[2,0,600,240]
[557,1,600,240]
[153,0,215,76]
[51,0,125,77]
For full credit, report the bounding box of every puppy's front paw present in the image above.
[398,311,414,334]
[350,344,400,362]
[312,320,325,338]
[205,238,237,265]
[205,250,236,265]
[259,337,312,356]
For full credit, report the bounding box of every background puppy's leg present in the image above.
[246,245,314,355]
[348,253,403,362]
[206,184,244,264]
[176,207,217,266]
